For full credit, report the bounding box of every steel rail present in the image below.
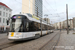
[39,31,61,50]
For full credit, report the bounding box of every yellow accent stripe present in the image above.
[32,15,39,20]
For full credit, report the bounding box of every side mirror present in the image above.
[7,20,9,25]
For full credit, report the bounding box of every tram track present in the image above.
[0,41,26,50]
[39,31,61,50]
[0,37,13,46]
[53,31,61,50]
[0,42,14,50]
[0,38,35,50]
[0,39,15,50]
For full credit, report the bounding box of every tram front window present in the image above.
[10,19,22,32]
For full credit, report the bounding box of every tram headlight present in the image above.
[18,33,22,35]
[16,33,22,35]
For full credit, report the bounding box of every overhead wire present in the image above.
[15,0,59,18]
[45,0,56,11]
[44,0,60,17]
[39,0,51,13]
[39,0,56,18]
[15,0,29,8]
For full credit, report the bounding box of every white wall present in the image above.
[0,5,12,31]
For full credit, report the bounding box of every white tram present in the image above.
[7,13,52,41]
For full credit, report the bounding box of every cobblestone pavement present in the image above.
[0,33,12,45]
[1,31,59,50]
[0,33,7,39]
[56,30,75,50]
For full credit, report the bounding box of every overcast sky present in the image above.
[43,0,75,23]
[0,0,75,23]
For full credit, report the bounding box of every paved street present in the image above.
[1,30,75,50]
[0,33,12,46]
[0,31,59,50]
[0,33,7,39]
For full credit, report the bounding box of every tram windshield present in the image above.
[10,19,22,32]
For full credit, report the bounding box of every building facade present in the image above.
[53,19,73,30]
[53,23,57,29]
[43,18,50,24]
[63,19,73,29]
[22,0,42,17]
[0,2,12,32]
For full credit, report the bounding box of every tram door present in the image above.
[23,22,29,32]
[26,22,29,31]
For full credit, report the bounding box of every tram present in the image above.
[7,13,52,41]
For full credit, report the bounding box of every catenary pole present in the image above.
[66,4,69,34]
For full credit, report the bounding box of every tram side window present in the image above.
[43,25,45,30]
[45,25,47,30]
[43,24,45,30]
[36,23,40,31]
[29,22,34,31]
[34,22,37,31]
[48,26,49,30]
[42,24,43,30]
[26,22,29,31]
[38,23,40,30]
[49,26,50,30]
[32,22,40,31]
[44,25,46,30]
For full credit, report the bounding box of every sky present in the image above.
[43,0,75,23]
[0,0,75,24]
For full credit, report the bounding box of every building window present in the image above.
[6,13,7,17]
[3,8,5,10]
[0,11,1,16]
[6,9,8,11]
[9,10,11,12]
[9,14,11,17]
[3,12,5,16]
[6,13,8,17]
[3,18,5,23]
[0,18,1,22]
[6,19,7,23]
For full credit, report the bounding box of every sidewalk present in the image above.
[56,30,75,50]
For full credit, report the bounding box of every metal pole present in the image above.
[60,22,61,32]
[73,18,74,31]
[41,18,42,36]
[44,15,48,34]
[70,19,71,29]
[66,4,69,34]
[47,19,48,34]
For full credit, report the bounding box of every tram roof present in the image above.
[13,14,50,26]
